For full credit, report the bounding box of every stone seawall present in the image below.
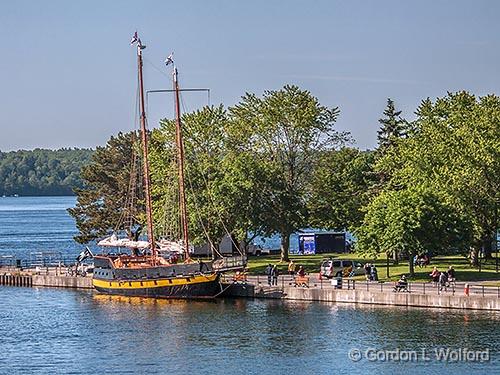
[31,274,93,289]
[2,271,498,311]
[244,284,500,311]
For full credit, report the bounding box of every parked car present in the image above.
[246,243,271,256]
[320,259,364,278]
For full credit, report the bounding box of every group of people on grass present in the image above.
[413,253,431,268]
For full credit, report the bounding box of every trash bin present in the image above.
[16,259,22,268]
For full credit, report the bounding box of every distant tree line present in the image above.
[0,148,93,196]
[70,86,500,276]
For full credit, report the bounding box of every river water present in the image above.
[0,197,499,374]
[0,287,498,374]
[0,196,79,261]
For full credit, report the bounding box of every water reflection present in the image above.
[0,287,498,375]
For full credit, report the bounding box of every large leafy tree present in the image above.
[230,85,346,261]
[356,187,473,276]
[68,132,144,244]
[150,105,264,253]
[308,148,376,232]
[151,105,229,247]
[375,91,500,264]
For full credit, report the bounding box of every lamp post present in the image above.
[495,198,498,273]
[386,251,390,279]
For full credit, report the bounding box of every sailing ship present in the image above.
[92,33,244,298]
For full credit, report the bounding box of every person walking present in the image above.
[272,264,279,286]
[265,264,273,286]
[447,266,456,287]
[288,259,296,279]
[429,267,440,285]
[439,271,448,292]
[364,263,372,281]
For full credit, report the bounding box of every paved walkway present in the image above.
[6,266,499,298]
[235,274,500,297]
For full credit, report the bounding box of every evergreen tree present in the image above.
[377,98,407,155]
[68,132,144,244]
[374,99,408,264]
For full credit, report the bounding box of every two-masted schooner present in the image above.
[92,33,241,298]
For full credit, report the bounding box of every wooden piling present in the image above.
[0,274,33,287]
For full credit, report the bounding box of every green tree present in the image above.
[230,85,345,261]
[376,92,500,264]
[377,98,408,155]
[68,132,144,244]
[151,105,229,248]
[0,148,93,196]
[356,187,473,276]
[373,99,410,265]
[308,148,376,232]
[150,105,265,254]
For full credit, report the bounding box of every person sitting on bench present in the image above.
[393,275,408,292]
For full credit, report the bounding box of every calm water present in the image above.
[0,287,499,374]
[0,196,80,260]
[1,197,499,374]
[0,196,294,261]
[0,196,342,259]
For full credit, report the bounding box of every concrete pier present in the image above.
[31,274,93,289]
[2,268,499,311]
[224,276,500,311]
[1,269,92,289]
[0,273,32,287]
[222,282,500,311]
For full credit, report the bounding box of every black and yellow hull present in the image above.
[93,273,221,299]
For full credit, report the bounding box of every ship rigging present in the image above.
[91,32,246,299]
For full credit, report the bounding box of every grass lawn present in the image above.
[246,252,500,283]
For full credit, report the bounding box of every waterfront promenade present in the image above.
[240,274,500,297]
[233,274,500,311]
[1,266,499,311]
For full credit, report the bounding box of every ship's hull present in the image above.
[93,273,221,299]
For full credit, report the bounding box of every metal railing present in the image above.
[0,254,78,269]
[230,274,500,298]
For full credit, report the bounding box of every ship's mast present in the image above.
[134,34,156,258]
[173,67,190,261]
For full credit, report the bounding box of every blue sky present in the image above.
[1,0,499,151]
